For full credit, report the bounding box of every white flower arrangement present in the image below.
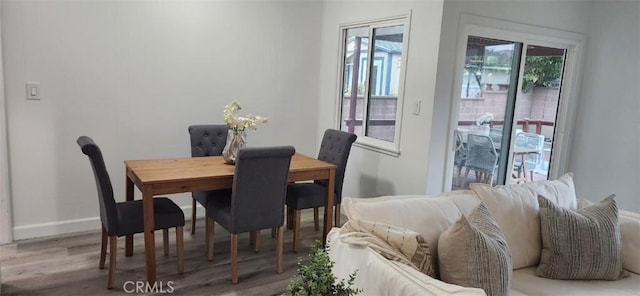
[475,112,494,126]
[223,100,268,133]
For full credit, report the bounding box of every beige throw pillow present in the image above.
[469,172,577,269]
[537,194,627,280]
[579,198,640,274]
[438,203,512,296]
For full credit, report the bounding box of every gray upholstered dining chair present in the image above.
[205,146,295,284]
[463,133,499,185]
[285,129,357,252]
[188,125,229,235]
[77,136,185,289]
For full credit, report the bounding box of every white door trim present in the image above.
[0,7,13,244]
[443,14,585,190]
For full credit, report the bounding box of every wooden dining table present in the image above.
[124,153,336,283]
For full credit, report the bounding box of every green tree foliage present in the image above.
[464,45,564,94]
[287,240,362,296]
[522,56,564,92]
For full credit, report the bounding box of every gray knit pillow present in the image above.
[536,194,627,280]
[438,203,512,296]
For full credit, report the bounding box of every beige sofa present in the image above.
[327,179,640,296]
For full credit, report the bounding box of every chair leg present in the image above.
[250,230,260,252]
[286,206,294,230]
[276,225,284,273]
[456,166,464,187]
[205,207,210,256]
[520,155,526,179]
[107,236,117,289]
[456,166,463,181]
[334,204,341,227]
[207,217,215,261]
[231,233,238,284]
[99,226,107,269]
[191,199,197,235]
[163,229,169,256]
[463,168,470,187]
[125,235,133,257]
[293,209,301,253]
[313,208,319,231]
[488,174,494,185]
[271,228,276,238]
[176,226,184,274]
[253,230,260,253]
[517,166,523,178]
[529,170,534,182]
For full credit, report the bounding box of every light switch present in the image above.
[412,100,421,115]
[26,82,40,100]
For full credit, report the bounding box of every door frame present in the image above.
[0,8,13,244]
[443,14,585,190]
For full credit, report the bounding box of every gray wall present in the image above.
[570,0,640,211]
[1,0,323,239]
[428,0,639,211]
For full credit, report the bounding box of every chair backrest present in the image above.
[188,125,228,157]
[77,136,118,234]
[465,133,498,174]
[515,132,544,150]
[489,128,503,146]
[515,132,545,165]
[316,129,357,204]
[229,146,295,233]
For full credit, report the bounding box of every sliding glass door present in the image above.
[451,35,567,189]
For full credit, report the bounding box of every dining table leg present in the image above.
[125,174,134,257]
[142,185,157,283]
[322,168,336,246]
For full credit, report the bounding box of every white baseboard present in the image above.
[12,205,205,241]
[13,216,101,241]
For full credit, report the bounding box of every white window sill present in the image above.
[353,139,401,157]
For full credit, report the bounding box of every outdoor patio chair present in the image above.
[463,133,499,185]
[453,129,467,186]
[513,132,545,181]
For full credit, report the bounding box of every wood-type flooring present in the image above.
[0,210,341,296]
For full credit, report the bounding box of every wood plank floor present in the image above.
[0,210,342,295]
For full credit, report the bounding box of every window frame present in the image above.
[336,13,411,157]
[441,14,585,191]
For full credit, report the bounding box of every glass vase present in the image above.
[222,129,247,164]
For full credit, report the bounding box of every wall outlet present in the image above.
[26,82,40,100]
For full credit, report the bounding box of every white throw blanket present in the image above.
[339,219,435,277]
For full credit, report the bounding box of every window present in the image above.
[338,17,409,155]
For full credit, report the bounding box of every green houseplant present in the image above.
[287,240,362,296]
